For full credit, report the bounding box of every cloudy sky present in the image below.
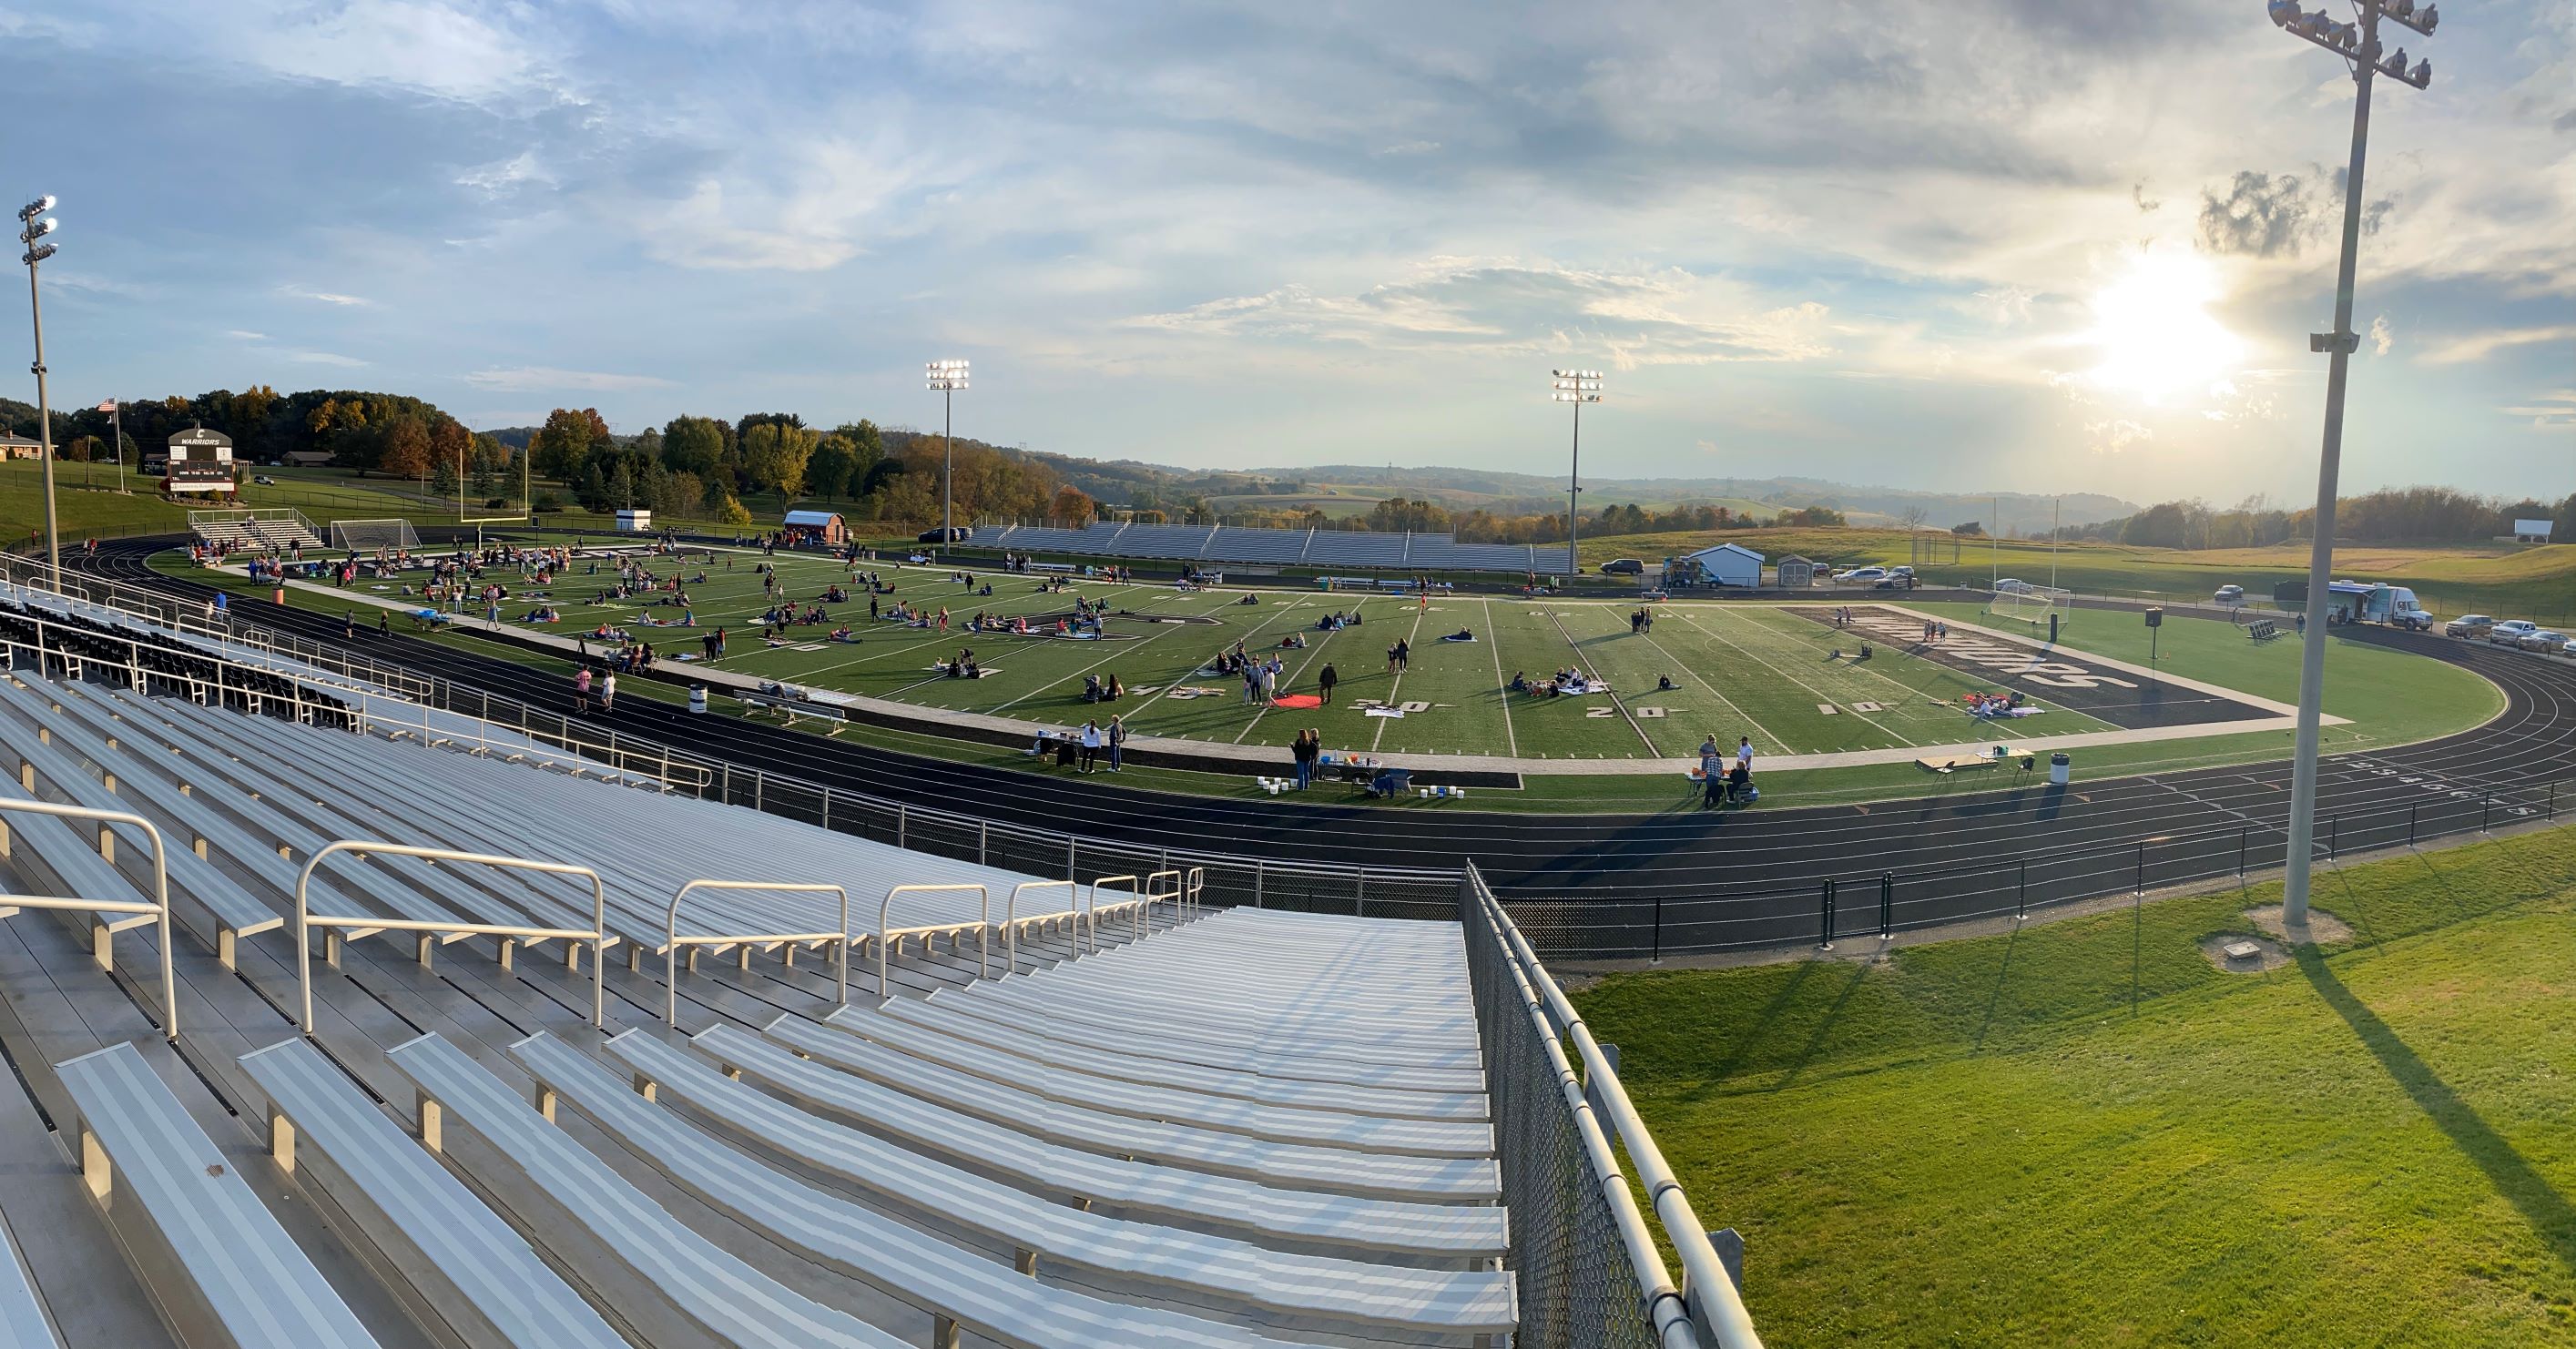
[6,0,2571,504]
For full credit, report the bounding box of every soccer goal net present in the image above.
[1985,583,2071,630]
[331,517,422,553]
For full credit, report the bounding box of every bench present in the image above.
[380,1033,911,1349]
[236,1038,628,1349]
[945,979,1486,1075]
[759,1015,1499,1201]
[2246,618,2283,643]
[817,1005,1494,1158]
[0,1218,57,1347]
[925,985,1488,1093]
[662,1029,1502,1260]
[55,1041,382,1349]
[536,1034,1512,1339]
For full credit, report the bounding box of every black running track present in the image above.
[83,542,2575,956]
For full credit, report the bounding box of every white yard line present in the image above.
[1661,606,1916,749]
[1233,599,1368,745]
[988,590,1232,714]
[1369,607,1432,753]
[1118,593,1319,725]
[1479,596,1521,757]
[1534,604,1663,756]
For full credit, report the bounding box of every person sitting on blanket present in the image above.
[830,626,852,641]
[1281,634,1307,648]
[1442,627,1475,642]
[1508,671,1531,693]
[1658,674,1677,691]
[1084,674,1104,702]
[1105,673,1123,700]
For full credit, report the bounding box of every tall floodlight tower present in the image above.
[926,360,971,542]
[16,195,59,586]
[1552,370,1602,574]
[2267,0,2439,928]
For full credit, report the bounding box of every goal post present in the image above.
[330,517,422,553]
[1984,583,2071,631]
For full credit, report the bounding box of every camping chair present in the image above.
[1365,767,1414,799]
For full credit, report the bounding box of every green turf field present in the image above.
[152,542,2509,810]
[1575,821,2576,1346]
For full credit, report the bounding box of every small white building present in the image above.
[2513,518,2554,544]
[615,508,653,532]
[1682,542,1766,588]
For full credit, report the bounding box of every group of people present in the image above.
[570,665,619,715]
[1083,672,1125,701]
[1288,727,1329,789]
[1628,607,1657,634]
[1041,717,1127,773]
[1698,734,1757,807]
[1508,667,1600,697]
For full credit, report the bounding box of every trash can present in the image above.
[687,685,708,715]
[2049,752,2072,786]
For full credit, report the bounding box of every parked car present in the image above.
[915,526,971,543]
[2213,583,2245,604]
[1838,566,1889,583]
[2486,620,2540,645]
[2561,635,2576,657]
[1891,565,1916,578]
[2516,629,2567,653]
[1600,558,1644,575]
[2444,614,2495,637]
[251,474,277,485]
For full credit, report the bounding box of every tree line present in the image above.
[2049,486,2574,550]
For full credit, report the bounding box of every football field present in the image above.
[595,550,2207,760]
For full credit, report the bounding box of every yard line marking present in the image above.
[1665,607,1920,750]
[1536,604,1662,756]
[1616,616,1786,754]
[987,590,1231,714]
[1480,596,1521,757]
[1369,605,1433,753]
[1234,602,1365,744]
[1121,593,1327,725]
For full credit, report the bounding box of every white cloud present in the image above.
[457,150,553,198]
[224,330,268,340]
[1132,258,1835,367]
[2085,419,2154,454]
[286,350,369,368]
[2367,314,2394,356]
[253,0,546,105]
[2501,389,2576,430]
[464,366,675,392]
[279,284,371,307]
[2419,324,2576,366]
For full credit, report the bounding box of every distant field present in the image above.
[1573,525,2576,624]
[1579,821,2576,1346]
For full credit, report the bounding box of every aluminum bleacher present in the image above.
[0,587,1752,1348]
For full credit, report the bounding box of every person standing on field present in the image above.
[1319,663,1339,705]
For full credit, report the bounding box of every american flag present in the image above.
[96,399,115,412]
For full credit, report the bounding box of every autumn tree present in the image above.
[1051,485,1098,523]
[531,407,612,481]
[660,415,726,480]
[739,421,817,500]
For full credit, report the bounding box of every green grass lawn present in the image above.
[152,547,2506,814]
[1574,822,2576,1346]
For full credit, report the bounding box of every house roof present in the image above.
[1776,553,1813,564]
[782,510,843,527]
[1684,543,1766,563]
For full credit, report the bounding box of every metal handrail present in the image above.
[664,879,850,1027]
[1004,879,1076,972]
[1143,867,1183,926]
[295,840,609,1034]
[0,800,178,1040]
[877,882,990,998]
[1086,873,1141,950]
[1468,864,1761,1347]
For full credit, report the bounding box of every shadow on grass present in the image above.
[1971,922,2021,1052]
[2298,944,2576,1275]
[1767,958,1875,1093]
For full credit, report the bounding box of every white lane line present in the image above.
[1480,595,1521,757]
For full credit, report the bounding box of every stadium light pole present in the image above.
[17,195,59,588]
[2272,0,2438,929]
[1552,370,1601,575]
[926,359,970,541]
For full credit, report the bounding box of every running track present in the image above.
[85,542,2576,955]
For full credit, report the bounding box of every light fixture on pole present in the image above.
[925,359,970,543]
[1551,370,1601,575]
[2267,0,2438,930]
[17,195,59,588]
[96,398,124,495]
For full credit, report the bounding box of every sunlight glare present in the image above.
[2083,250,2245,405]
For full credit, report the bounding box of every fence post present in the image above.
[753,770,763,813]
[820,790,830,832]
[2329,814,2338,858]
[2408,803,2418,846]
[2134,841,2145,895]
[1356,868,1368,918]
[1066,836,1076,882]
[1817,879,1836,951]
[1878,871,1893,938]
[1253,861,1266,908]
[1651,893,1664,963]
[978,821,988,865]
[2237,826,2247,878]
[2481,791,2491,833]
[2016,857,2028,921]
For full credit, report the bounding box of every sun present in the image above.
[2082,249,2246,405]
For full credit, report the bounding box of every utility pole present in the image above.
[1552,370,1601,576]
[2270,0,2438,929]
[17,196,58,587]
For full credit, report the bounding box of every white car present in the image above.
[1838,566,1889,583]
[1993,578,2034,593]
[2516,629,2567,653]
[2561,635,2576,657]
[2487,620,2540,645]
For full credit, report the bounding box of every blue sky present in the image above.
[6,0,2571,505]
